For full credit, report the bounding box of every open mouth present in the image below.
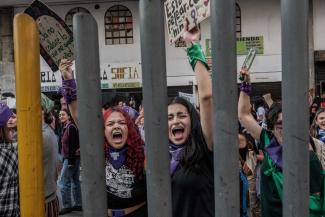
[112,131,123,142]
[172,127,185,139]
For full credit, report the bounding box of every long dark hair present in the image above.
[168,97,212,173]
[0,126,11,144]
[266,103,282,130]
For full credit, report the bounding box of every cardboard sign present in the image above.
[25,0,74,72]
[164,0,210,43]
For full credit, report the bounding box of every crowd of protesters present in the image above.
[2,24,325,217]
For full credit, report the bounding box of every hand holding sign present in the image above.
[164,0,210,43]
[182,19,200,44]
[59,59,73,80]
[25,0,74,72]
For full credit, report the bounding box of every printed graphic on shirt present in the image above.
[106,162,134,198]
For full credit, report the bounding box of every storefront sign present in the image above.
[40,62,142,92]
[205,36,264,57]
[25,0,74,72]
[164,0,210,43]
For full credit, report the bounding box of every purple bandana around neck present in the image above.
[265,137,283,170]
[107,145,128,170]
[169,143,185,175]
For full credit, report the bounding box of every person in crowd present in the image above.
[238,67,324,217]
[42,109,60,217]
[254,97,267,129]
[0,102,19,216]
[59,59,147,217]
[58,108,82,215]
[239,161,249,217]
[238,131,261,217]
[310,108,325,144]
[310,102,319,125]
[129,97,136,110]
[60,96,68,110]
[168,23,214,217]
[309,108,325,168]
[135,105,145,142]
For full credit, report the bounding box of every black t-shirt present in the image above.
[172,150,214,217]
[106,161,147,209]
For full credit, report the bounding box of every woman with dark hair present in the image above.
[238,131,261,217]
[59,60,147,217]
[238,67,324,217]
[58,108,82,215]
[168,24,214,217]
[0,102,19,216]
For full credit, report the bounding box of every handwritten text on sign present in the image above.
[164,0,210,43]
[37,16,74,69]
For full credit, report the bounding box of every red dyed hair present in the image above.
[103,107,145,178]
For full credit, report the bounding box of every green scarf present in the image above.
[263,133,325,216]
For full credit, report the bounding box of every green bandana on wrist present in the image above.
[186,43,209,71]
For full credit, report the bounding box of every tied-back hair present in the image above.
[169,97,212,173]
[310,108,325,138]
[266,102,282,131]
[103,107,145,179]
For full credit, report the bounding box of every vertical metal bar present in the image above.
[308,0,315,89]
[73,13,107,217]
[211,0,239,216]
[281,0,309,216]
[13,13,45,217]
[139,0,172,216]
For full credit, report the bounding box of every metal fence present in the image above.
[13,0,309,216]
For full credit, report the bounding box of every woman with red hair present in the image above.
[59,60,147,217]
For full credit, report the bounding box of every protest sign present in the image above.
[25,0,74,72]
[164,0,210,43]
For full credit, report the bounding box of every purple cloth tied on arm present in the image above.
[62,79,77,104]
[240,82,252,95]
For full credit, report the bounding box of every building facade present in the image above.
[1,0,325,102]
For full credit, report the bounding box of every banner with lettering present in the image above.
[40,61,142,92]
[25,0,74,72]
[205,36,264,57]
[100,62,142,89]
[164,0,210,43]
